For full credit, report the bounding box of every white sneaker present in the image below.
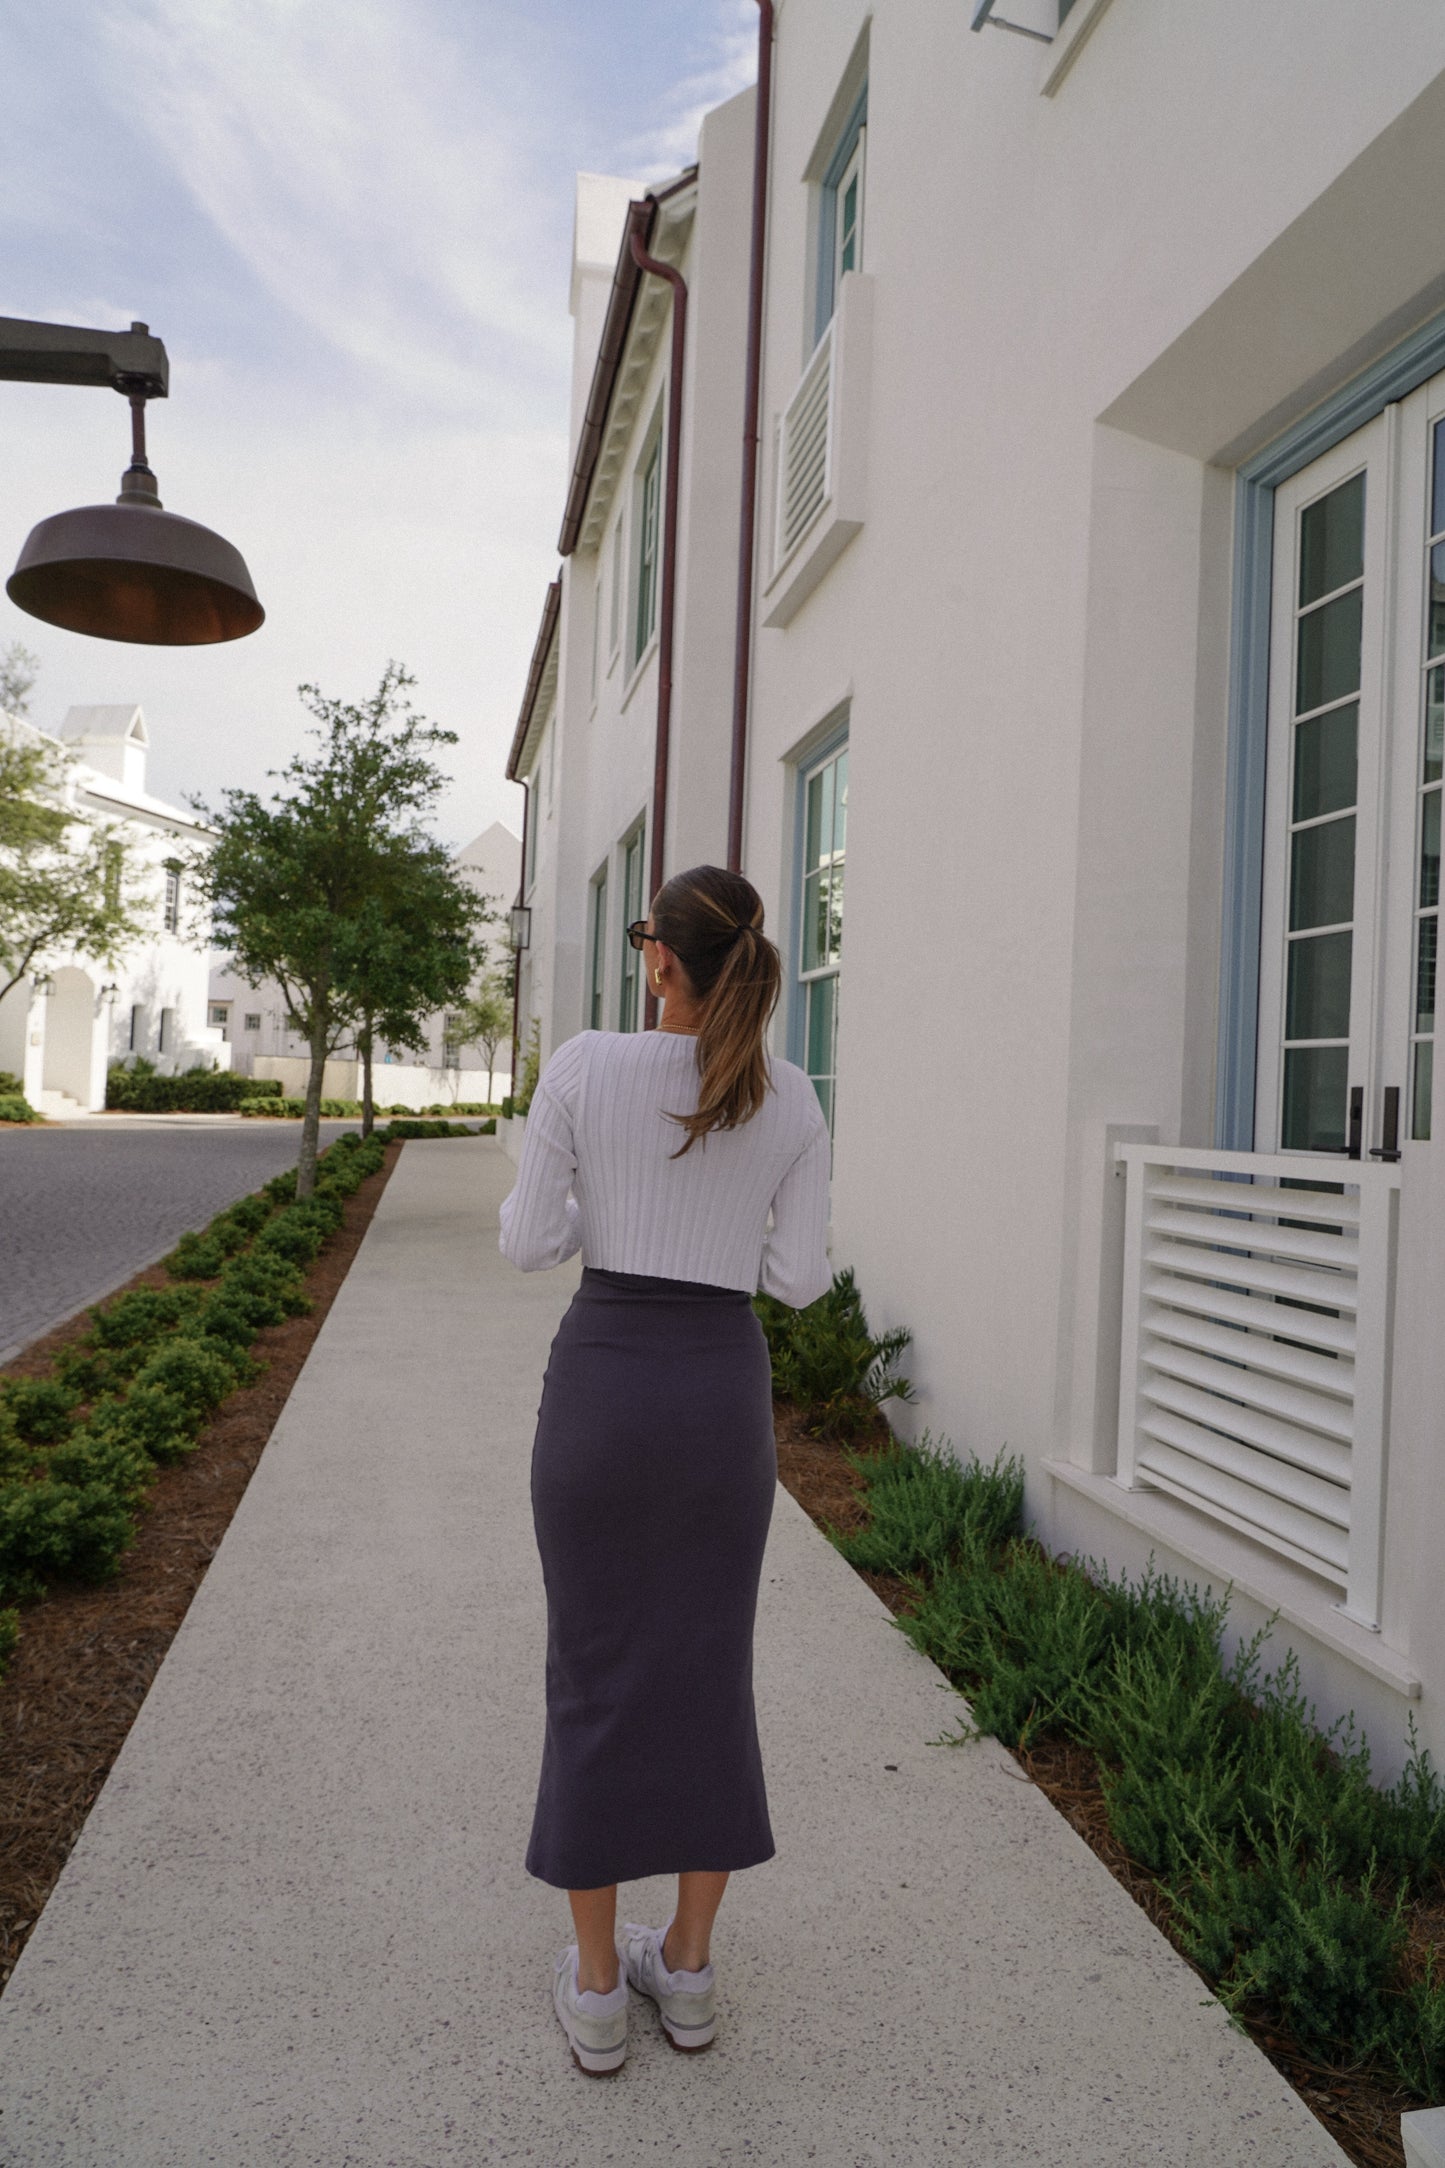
[552,1944,628,2075]
[619,1919,717,2052]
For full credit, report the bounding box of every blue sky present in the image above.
[0,0,755,844]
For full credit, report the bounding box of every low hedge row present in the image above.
[241,1099,498,1121]
[830,1428,1445,2103]
[0,1095,39,1124]
[106,1067,284,1113]
[0,1132,388,1672]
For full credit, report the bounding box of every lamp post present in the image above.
[0,315,263,645]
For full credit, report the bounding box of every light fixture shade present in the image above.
[509,905,532,950]
[7,499,264,645]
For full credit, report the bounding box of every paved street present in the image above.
[0,1139,1347,2167]
[0,1118,355,1363]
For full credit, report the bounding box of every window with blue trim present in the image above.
[814,86,867,347]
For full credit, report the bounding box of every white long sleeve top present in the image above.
[498,1029,833,1309]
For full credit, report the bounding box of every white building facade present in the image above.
[508,2,1445,1776]
[0,705,228,1114]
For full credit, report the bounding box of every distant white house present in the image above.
[207,818,520,1105]
[0,704,229,1115]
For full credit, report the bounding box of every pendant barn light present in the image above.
[1,315,263,646]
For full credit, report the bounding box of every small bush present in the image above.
[263,1167,299,1203]
[90,1284,203,1351]
[2,1378,81,1446]
[0,1070,22,1095]
[0,1606,17,1681]
[0,1473,137,1595]
[89,1383,196,1464]
[216,1252,310,1326]
[756,1267,915,1437]
[163,1231,227,1281]
[46,1425,155,1506]
[318,1098,363,1117]
[133,1337,245,1424]
[0,1093,39,1123]
[831,1436,1024,1578]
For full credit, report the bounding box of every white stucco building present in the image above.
[508,2,1445,1777]
[208,818,520,1104]
[0,705,228,1114]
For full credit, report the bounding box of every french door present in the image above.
[1257,373,1443,1156]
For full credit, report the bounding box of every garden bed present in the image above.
[0,1139,400,1997]
[772,1399,1430,2168]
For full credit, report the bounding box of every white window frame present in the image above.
[163,867,181,934]
[243,1011,262,1033]
[631,422,663,672]
[609,516,624,662]
[587,864,609,1031]
[618,824,646,1033]
[814,85,867,345]
[792,734,848,1134]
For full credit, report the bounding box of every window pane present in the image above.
[1281,1044,1349,1152]
[827,862,844,964]
[1286,930,1352,1042]
[802,868,828,972]
[1298,473,1364,607]
[832,749,848,858]
[1416,913,1437,1035]
[1421,788,1441,911]
[1289,814,1355,931]
[840,175,858,275]
[1296,587,1363,713]
[1412,1036,1433,1142]
[1428,667,1445,786]
[1434,417,1445,540]
[1293,702,1357,822]
[806,972,836,1086]
[1430,540,1445,663]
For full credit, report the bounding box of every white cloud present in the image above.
[623,0,759,176]
[96,0,572,417]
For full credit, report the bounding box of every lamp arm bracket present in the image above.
[0,316,169,398]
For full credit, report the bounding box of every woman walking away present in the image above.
[499,864,832,2076]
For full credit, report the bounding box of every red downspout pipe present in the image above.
[509,780,530,1096]
[630,204,689,1031]
[727,0,775,875]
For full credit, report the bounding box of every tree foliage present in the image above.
[196,663,486,1190]
[451,973,513,1103]
[0,726,145,1009]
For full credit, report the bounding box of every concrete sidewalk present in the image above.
[0,1140,1346,2166]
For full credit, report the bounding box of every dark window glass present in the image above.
[1289,814,1356,932]
[1296,587,1363,713]
[1412,1036,1433,1141]
[1286,930,1352,1042]
[1298,472,1364,607]
[1293,701,1358,822]
[1281,1044,1349,1152]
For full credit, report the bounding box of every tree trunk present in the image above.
[361,1019,375,1140]
[298,1020,327,1199]
[485,1055,494,1105]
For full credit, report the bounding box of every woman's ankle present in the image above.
[661,1927,709,1975]
[576,1950,620,1995]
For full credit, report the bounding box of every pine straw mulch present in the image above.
[772,1403,1421,2168]
[0,1140,401,1999]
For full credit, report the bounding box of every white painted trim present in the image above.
[1040,0,1116,96]
[1046,1458,1422,1697]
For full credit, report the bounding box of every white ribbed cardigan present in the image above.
[498,1029,833,1308]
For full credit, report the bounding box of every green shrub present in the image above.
[0,1093,39,1123]
[46,1425,155,1506]
[376,1117,476,1139]
[105,1067,281,1113]
[0,1070,22,1095]
[90,1284,203,1351]
[263,1168,299,1202]
[254,1210,326,1267]
[513,1018,541,1116]
[479,1117,496,1134]
[2,1378,81,1446]
[500,1096,514,1120]
[0,1473,137,1596]
[831,1436,1024,1578]
[0,1606,17,1681]
[318,1098,363,1117]
[163,1231,227,1281]
[133,1337,244,1424]
[89,1383,196,1463]
[52,1343,119,1400]
[215,1252,310,1326]
[756,1267,915,1437]
[1389,1953,1445,2098]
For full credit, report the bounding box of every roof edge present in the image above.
[506,580,562,781]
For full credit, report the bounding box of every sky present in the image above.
[0,0,756,849]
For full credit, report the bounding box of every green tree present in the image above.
[197,663,462,1196]
[0,728,144,1008]
[451,974,513,1106]
[0,641,40,718]
[335,836,493,1136]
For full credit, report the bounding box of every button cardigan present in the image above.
[498,1029,833,1309]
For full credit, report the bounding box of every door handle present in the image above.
[1347,1084,1363,1159]
[1369,1084,1402,1161]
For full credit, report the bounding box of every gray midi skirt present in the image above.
[526,1266,777,1889]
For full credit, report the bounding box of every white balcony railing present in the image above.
[1113,1143,1402,1629]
